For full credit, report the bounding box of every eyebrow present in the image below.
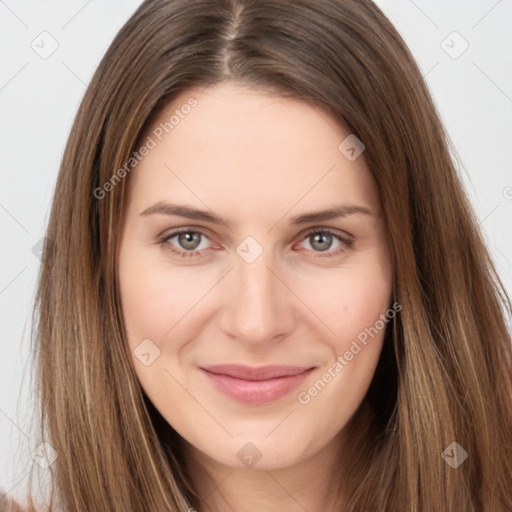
[139,201,377,227]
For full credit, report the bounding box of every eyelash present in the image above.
[157,227,353,260]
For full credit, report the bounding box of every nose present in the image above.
[219,250,297,346]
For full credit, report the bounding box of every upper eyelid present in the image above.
[162,226,353,247]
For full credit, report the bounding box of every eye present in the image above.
[294,228,353,258]
[158,228,215,259]
[157,227,353,259]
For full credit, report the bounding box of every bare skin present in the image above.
[118,80,393,512]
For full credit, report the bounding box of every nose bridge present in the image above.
[236,247,280,315]
[234,234,277,294]
[223,241,294,343]
[238,253,275,300]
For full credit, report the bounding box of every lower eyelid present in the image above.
[160,229,352,256]
[162,231,213,253]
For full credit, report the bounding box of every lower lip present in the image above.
[201,368,314,404]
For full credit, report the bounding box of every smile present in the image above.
[200,365,316,404]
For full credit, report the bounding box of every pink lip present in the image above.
[200,365,315,404]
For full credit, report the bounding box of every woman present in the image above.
[3,0,511,510]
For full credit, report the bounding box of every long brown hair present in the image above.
[23,0,512,510]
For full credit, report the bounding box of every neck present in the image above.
[182,428,348,512]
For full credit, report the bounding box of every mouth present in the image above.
[200,364,316,404]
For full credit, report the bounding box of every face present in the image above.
[118,81,393,472]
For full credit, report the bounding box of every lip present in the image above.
[200,365,315,404]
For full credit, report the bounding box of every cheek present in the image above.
[119,240,393,352]
[118,248,210,348]
[298,264,392,347]
[292,260,393,416]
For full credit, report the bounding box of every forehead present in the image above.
[127,81,380,225]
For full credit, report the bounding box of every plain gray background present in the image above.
[1,0,511,504]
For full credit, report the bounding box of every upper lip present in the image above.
[201,364,314,381]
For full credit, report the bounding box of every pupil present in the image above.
[312,233,331,251]
[179,232,200,250]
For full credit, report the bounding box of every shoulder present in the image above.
[0,490,52,512]
[0,491,28,511]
